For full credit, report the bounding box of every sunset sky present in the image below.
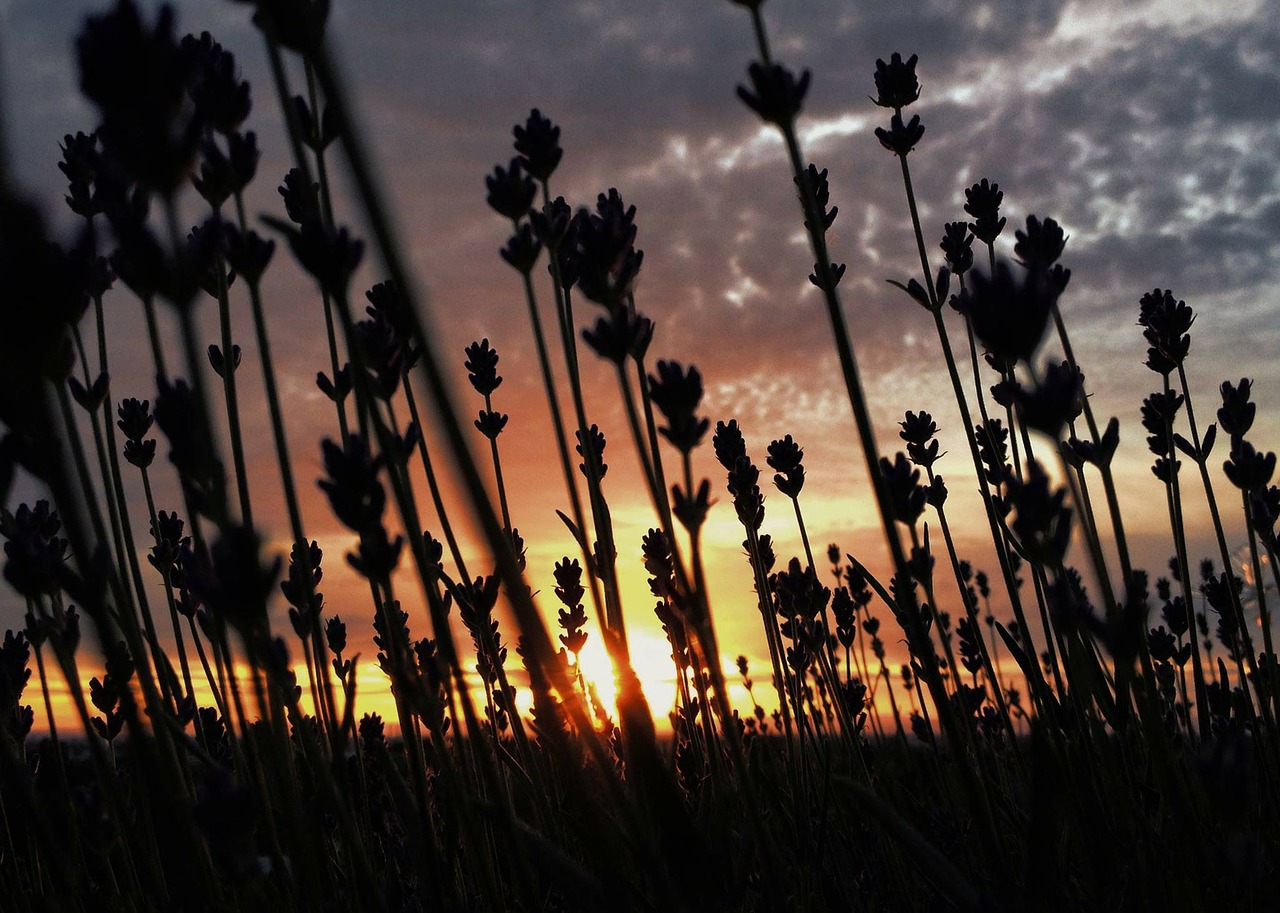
[2,0,1278,727]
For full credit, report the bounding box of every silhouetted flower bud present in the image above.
[316,365,352,403]
[464,339,502,396]
[649,360,710,454]
[69,372,110,413]
[1012,360,1084,438]
[960,260,1055,364]
[500,222,542,274]
[582,309,653,364]
[1218,378,1255,440]
[514,109,562,183]
[767,435,805,498]
[940,222,973,276]
[207,344,241,378]
[117,397,154,442]
[872,52,920,110]
[673,478,712,533]
[713,419,748,471]
[875,113,924,156]
[737,61,811,126]
[964,179,1006,245]
[291,95,337,152]
[485,159,536,221]
[318,435,386,532]
[574,189,644,306]
[147,510,186,573]
[576,425,608,480]
[727,456,765,531]
[280,539,323,619]
[192,138,235,207]
[927,475,948,508]
[1138,288,1194,369]
[1014,215,1067,269]
[797,164,838,231]
[530,195,573,249]
[247,0,331,58]
[155,376,225,515]
[288,220,364,296]
[59,131,103,217]
[221,223,275,284]
[881,452,927,526]
[182,32,251,135]
[899,410,941,468]
[278,168,320,226]
[1006,459,1072,568]
[474,409,509,440]
[1224,440,1275,492]
[325,615,346,656]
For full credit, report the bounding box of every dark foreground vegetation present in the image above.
[1,1,1278,910]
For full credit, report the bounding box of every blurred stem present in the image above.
[211,240,253,528]
[482,390,513,532]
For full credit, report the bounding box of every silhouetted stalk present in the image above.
[914,523,964,682]
[31,638,86,878]
[210,249,253,527]
[635,354,677,537]
[1244,506,1275,660]
[1159,394,1209,736]
[1009,418,1069,698]
[92,286,191,704]
[481,390,513,532]
[1175,364,1268,723]
[513,225,594,549]
[68,323,174,707]
[231,189,340,750]
[613,362,664,546]
[401,389,472,587]
[552,281,622,641]
[138,466,200,716]
[538,185,606,621]
[743,526,799,751]
[1001,367,1027,483]
[304,63,350,440]
[1050,303,1134,582]
[926,465,1016,738]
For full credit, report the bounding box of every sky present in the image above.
[2,0,1279,729]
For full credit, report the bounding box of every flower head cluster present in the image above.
[649,361,709,454]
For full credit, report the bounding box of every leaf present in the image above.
[1202,423,1217,458]
[1172,432,1198,460]
[934,264,951,303]
[886,278,930,309]
[555,510,597,577]
[1099,416,1120,464]
[996,621,1055,714]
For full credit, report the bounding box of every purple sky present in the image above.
[3,0,1279,720]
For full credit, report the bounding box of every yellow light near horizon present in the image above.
[571,629,683,719]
